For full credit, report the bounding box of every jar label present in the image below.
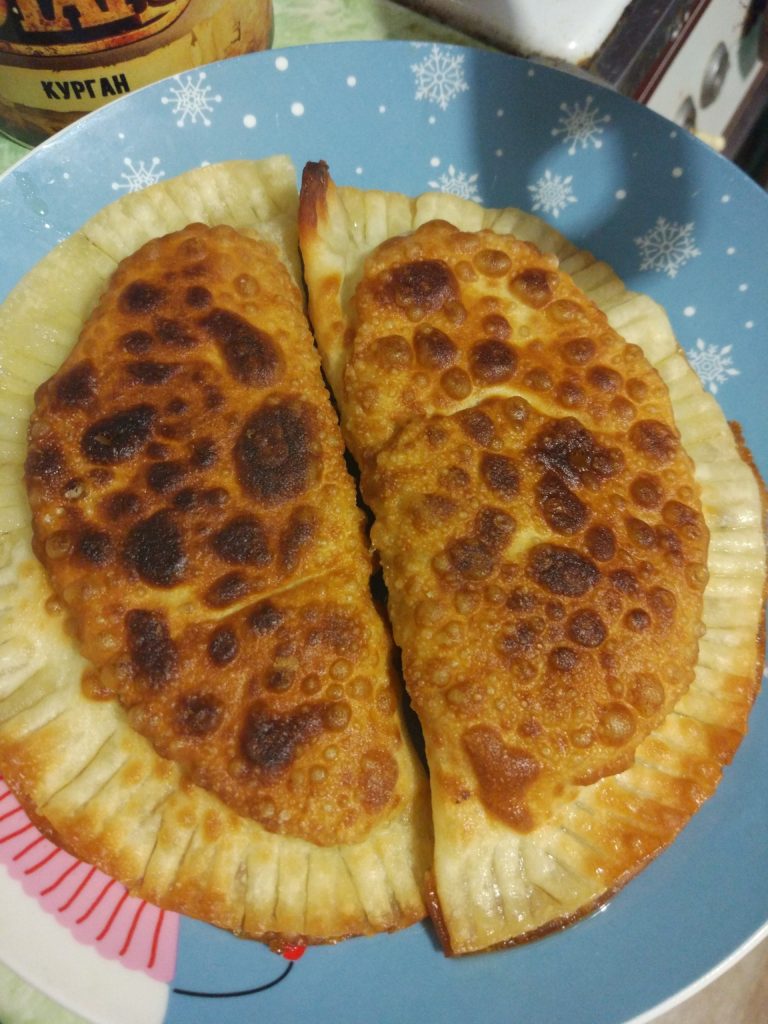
[0,1,191,57]
[0,29,210,112]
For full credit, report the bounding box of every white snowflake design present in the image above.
[528,170,577,218]
[111,157,165,193]
[412,45,469,111]
[635,218,701,278]
[160,71,222,127]
[551,95,611,155]
[428,165,481,202]
[686,339,740,394]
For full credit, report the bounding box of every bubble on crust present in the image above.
[208,625,239,666]
[626,516,657,550]
[413,325,457,369]
[629,419,680,463]
[570,726,595,748]
[445,536,497,581]
[623,607,652,632]
[567,608,607,647]
[378,259,458,314]
[647,586,677,626]
[323,700,352,731]
[473,248,512,277]
[528,544,599,597]
[374,334,413,370]
[630,474,664,509]
[481,313,511,340]
[556,380,587,409]
[416,598,446,627]
[503,396,531,427]
[441,366,472,399]
[474,506,516,551]
[549,299,583,324]
[174,693,223,736]
[204,571,251,608]
[469,339,517,384]
[628,673,665,715]
[560,337,596,365]
[611,568,640,595]
[279,506,318,571]
[587,365,623,392]
[509,267,557,309]
[585,524,616,561]
[662,500,700,531]
[524,367,554,392]
[457,408,496,447]
[597,702,636,746]
[438,465,471,491]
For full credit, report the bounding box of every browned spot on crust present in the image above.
[201,308,283,387]
[81,405,156,464]
[126,608,177,687]
[359,749,399,811]
[377,259,458,314]
[463,724,540,831]
[123,510,186,587]
[528,544,599,597]
[240,701,326,775]
[234,402,316,505]
[211,514,271,566]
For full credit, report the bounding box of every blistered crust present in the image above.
[298,162,767,953]
[0,159,431,947]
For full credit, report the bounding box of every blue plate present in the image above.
[1,41,766,1024]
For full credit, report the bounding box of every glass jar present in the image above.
[0,0,273,147]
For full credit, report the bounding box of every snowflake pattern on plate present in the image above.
[635,217,701,277]
[528,170,577,218]
[551,95,611,155]
[160,72,222,127]
[428,165,481,202]
[412,45,469,111]
[111,157,164,193]
[686,339,740,394]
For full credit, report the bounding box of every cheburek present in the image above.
[0,158,431,948]
[298,161,767,954]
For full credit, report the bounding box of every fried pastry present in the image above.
[0,158,431,947]
[298,161,767,954]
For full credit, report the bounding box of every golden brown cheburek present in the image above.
[299,161,767,954]
[0,159,431,947]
